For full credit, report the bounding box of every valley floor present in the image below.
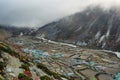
[0,36,120,80]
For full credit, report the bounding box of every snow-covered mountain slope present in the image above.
[34,7,120,51]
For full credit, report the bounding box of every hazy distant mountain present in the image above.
[34,7,120,51]
[0,25,33,37]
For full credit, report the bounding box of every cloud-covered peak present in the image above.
[0,0,120,27]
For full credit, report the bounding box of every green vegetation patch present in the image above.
[40,75,51,80]
[20,64,30,71]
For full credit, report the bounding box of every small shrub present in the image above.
[19,64,30,71]
[40,75,51,80]
[0,62,5,70]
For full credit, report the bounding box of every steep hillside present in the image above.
[35,7,120,51]
[0,42,71,80]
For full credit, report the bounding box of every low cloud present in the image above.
[0,0,120,28]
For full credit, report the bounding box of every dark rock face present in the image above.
[35,7,120,51]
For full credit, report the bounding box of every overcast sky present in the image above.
[0,0,120,28]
